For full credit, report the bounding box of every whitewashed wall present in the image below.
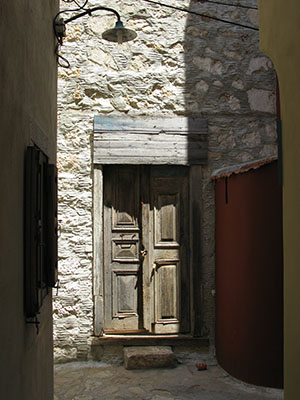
[54,0,277,362]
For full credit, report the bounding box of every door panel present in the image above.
[112,167,139,230]
[104,166,141,331]
[103,165,190,334]
[154,193,180,247]
[147,166,189,333]
[112,270,138,317]
[156,261,179,320]
[112,238,139,262]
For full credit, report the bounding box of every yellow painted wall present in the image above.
[0,1,58,399]
[258,1,300,398]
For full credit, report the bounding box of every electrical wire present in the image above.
[62,0,88,7]
[54,0,88,36]
[56,0,88,19]
[193,0,257,10]
[55,0,258,68]
[55,0,89,67]
[56,47,71,68]
[141,0,259,30]
[73,0,87,8]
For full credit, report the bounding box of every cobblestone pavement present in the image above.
[54,362,284,400]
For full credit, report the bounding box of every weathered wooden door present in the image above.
[103,165,190,333]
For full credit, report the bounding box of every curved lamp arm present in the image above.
[64,6,121,24]
[54,6,137,46]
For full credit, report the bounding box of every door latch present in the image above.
[140,249,148,258]
[150,262,157,280]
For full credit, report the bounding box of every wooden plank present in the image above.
[94,156,204,165]
[94,132,208,139]
[93,166,104,336]
[190,165,203,337]
[94,144,207,153]
[141,166,152,331]
[103,329,147,334]
[95,132,208,138]
[94,295,104,336]
[93,150,207,165]
[94,115,208,134]
[179,172,190,333]
[91,335,209,347]
[94,151,207,159]
[94,138,207,148]
[103,166,114,330]
[93,167,103,297]
[94,148,207,159]
[93,116,208,166]
[94,145,207,164]
[94,140,207,148]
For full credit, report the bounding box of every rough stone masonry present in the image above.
[54,0,277,362]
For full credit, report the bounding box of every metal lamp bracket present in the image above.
[53,6,137,67]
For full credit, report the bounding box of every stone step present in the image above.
[92,334,209,348]
[124,346,177,370]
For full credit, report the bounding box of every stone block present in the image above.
[124,346,177,370]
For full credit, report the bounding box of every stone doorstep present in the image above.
[124,346,177,370]
[91,335,209,348]
[88,336,211,366]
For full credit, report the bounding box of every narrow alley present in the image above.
[54,361,284,400]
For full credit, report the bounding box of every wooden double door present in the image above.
[103,165,190,334]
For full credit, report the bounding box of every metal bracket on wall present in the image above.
[54,279,60,296]
[25,316,40,335]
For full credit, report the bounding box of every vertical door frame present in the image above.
[93,164,204,337]
[140,166,152,331]
[189,165,204,337]
[93,165,104,336]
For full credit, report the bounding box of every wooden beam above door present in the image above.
[93,116,208,165]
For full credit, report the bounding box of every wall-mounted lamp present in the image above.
[54,6,137,67]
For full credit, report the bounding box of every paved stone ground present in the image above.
[54,361,284,400]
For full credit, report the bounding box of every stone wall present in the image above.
[54,0,277,362]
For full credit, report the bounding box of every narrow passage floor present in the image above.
[54,362,283,400]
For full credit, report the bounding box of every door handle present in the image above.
[150,262,158,281]
[140,249,148,258]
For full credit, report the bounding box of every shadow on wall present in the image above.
[184,0,283,389]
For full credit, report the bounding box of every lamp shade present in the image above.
[102,20,137,44]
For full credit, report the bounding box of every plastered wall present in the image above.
[55,0,277,361]
[258,1,300,398]
[0,1,58,399]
